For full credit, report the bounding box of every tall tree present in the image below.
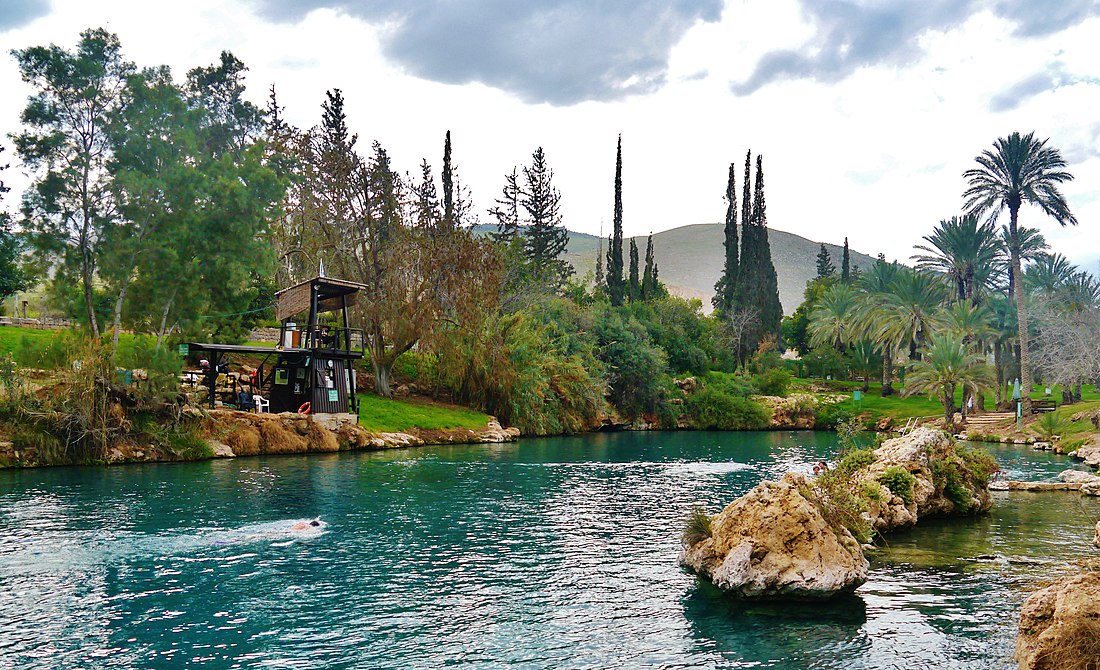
[905,334,995,427]
[12,28,134,336]
[595,223,605,288]
[815,243,835,278]
[413,159,440,229]
[841,237,851,282]
[0,144,31,304]
[642,233,657,300]
[442,130,454,231]
[628,238,640,302]
[712,162,739,314]
[963,131,1077,414]
[606,135,625,306]
[738,153,782,350]
[520,147,570,288]
[912,215,1000,304]
[488,167,521,244]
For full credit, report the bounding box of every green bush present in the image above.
[752,367,791,397]
[703,371,754,397]
[860,480,886,503]
[955,443,998,488]
[815,402,853,429]
[876,466,917,505]
[682,506,713,546]
[808,470,874,544]
[684,387,770,430]
[837,447,876,472]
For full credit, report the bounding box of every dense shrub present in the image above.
[815,402,853,430]
[803,348,846,379]
[684,387,770,430]
[752,367,791,396]
[876,466,917,505]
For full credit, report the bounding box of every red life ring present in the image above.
[298,402,312,415]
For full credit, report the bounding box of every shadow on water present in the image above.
[681,577,871,668]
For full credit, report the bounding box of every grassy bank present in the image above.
[356,394,491,433]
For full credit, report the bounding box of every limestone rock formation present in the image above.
[679,472,868,600]
[859,427,993,532]
[1071,438,1100,467]
[1095,521,1100,548]
[1015,571,1100,669]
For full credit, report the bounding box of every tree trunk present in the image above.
[994,345,1004,406]
[110,282,127,356]
[881,346,895,396]
[1009,208,1032,414]
[155,288,178,349]
[373,360,392,399]
[943,388,955,428]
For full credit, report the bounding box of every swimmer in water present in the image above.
[291,519,322,531]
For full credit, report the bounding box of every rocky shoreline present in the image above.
[0,409,520,468]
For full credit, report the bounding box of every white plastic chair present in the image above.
[253,395,270,414]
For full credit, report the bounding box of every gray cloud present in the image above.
[734,0,1100,95]
[254,0,722,105]
[989,70,1060,112]
[0,0,50,32]
[994,0,1100,37]
[989,63,1100,112]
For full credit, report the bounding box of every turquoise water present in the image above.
[1,432,1098,669]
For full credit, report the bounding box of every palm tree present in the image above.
[1024,253,1077,297]
[995,225,1048,295]
[905,334,995,427]
[987,294,1018,406]
[943,301,994,414]
[872,267,948,361]
[807,283,858,350]
[855,258,901,395]
[964,131,1077,414]
[846,340,879,392]
[912,215,1000,304]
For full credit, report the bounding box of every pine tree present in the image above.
[642,233,656,300]
[413,159,439,229]
[815,243,835,278]
[628,238,640,301]
[441,130,454,232]
[712,162,739,314]
[841,237,851,282]
[520,146,571,287]
[488,167,521,243]
[606,135,626,306]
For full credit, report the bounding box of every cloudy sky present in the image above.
[2,0,1098,270]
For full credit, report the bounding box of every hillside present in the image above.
[560,224,877,314]
[473,223,876,314]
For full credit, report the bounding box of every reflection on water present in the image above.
[0,431,1097,669]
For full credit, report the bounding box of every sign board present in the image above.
[178,343,189,356]
[853,390,862,402]
[327,389,339,402]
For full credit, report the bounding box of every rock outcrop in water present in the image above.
[681,428,995,600]
[1015,571,1100,670]
[679,471,868,599]
[1069,438,1100,468]
[859,428,994,532]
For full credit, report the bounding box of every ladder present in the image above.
[900,417,918,435]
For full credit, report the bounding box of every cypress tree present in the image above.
[732,151,753,312]
[841,237,851,282]
[712,162,738,314]
[606,135,625,306]
[749,153,782,344]
[815,243,835,278]
[488,167,521,244]
[595,224,605,287]
[441,130,454,232]
[642,233,657,300]
[628,238,640,302]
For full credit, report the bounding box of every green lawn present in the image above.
[793,376,1100,425]
[356,393,491,433]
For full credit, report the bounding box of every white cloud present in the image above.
[1,0,1097,278]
